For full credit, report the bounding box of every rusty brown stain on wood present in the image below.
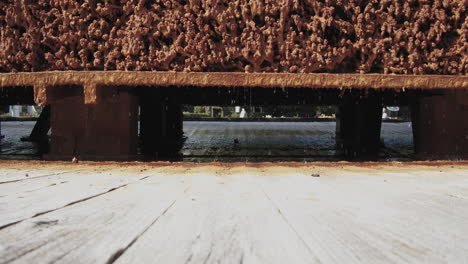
[33,84,48,106]
[83,83,97,105]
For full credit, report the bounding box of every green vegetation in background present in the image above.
[183,105,338,118]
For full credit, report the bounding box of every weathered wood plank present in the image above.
[0,171,152,229]
[0,167,86,184]
[0,72,466,92]
[0,173,189,264]
[256,171,468,263]
[114,173,317,264]
[1,164,468,263]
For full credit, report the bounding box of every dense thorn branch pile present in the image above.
[0,0,466,74]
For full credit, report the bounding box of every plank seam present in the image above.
[0,237,52,264]
[0,175,169,264]
[260,187,321,262]
[105,185,191,264]
[32,174,152,218]
[0,183,129,231]
[0,169,88,184]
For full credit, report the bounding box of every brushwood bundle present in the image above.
[0,0,466,74]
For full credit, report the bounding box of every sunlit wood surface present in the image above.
[1,161,468,263]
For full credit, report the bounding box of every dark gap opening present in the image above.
[380,105,414,160]
[179,104,339,162]
[0,87,422,162]
[0,105,50,160]
[137,87,416,162]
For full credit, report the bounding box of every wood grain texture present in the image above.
[0,166,87,184]
[1,164,468,263]
[0,173,189,264]
[115,173,317,264]
[0,71,467,104]
[0,171,149,229]
[255,171,468,263]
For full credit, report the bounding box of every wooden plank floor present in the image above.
[1,161,468,263]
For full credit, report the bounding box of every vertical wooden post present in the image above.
[48,88,138,160]
[139,89,183,159]
[336,91,383,159]
[411,89,468,159]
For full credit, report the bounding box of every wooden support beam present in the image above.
[34,84,84,106]
[0,72,466,105]
[411,89,468,159]
[47,91,138,160]
[139,90,184,159]
[84,84,117,104]
[33,84,48,106]
[336,91,383,159]
[83,83,98,104]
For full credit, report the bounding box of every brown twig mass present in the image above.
[0,0,466,74]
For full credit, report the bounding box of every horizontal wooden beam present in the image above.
[0,71,466,105]
[0,71,467,89]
